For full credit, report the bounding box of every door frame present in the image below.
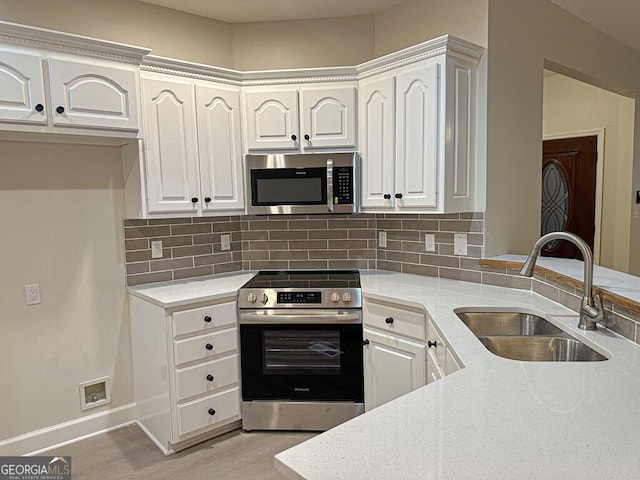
[542,128,605,263]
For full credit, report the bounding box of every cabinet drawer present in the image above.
[363,300,426,341]
[173,328,237,366]
[177,387,240,438]
[175,355,239,402]
[172,302,237,337]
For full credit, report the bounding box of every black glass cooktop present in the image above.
[241,270,360,290]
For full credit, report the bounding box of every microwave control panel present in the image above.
[334,167,353,205]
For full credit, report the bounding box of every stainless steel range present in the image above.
[237,270,364,431]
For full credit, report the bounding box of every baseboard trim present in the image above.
[0,402,137,456]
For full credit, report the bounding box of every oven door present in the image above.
[239,319,364,402]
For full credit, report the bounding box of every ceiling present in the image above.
[139,0,640,54]
[138,0,406,23]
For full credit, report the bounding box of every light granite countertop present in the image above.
[127,271,256,308]
[275,270,640,480]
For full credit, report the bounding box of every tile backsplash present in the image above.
[123,212,485,286]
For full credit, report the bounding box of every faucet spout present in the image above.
[519,231,603,330]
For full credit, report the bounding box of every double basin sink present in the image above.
[454,310,607,362]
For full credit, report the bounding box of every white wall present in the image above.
[485,0,640,277]
[0,0,234,67]
[543,73,635,272]
[0,141,132,442]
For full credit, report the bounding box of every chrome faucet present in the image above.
[519,231,604,330]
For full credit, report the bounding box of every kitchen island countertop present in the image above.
[275,270,640,480]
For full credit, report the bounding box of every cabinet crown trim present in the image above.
[0,20,151,64]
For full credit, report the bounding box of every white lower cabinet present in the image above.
[363,297,463,410]
[129,295,241,454]
[363,328,426,410]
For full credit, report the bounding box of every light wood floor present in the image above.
[46,424,315,479]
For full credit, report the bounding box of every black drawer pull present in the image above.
[208,408,216,416]
[383,194,391,200]
[35,103,44,112]
[428,340,438,348]
[206,374,214,382]
[55,106,65,114]
[204,316,212,323]
[362,339,370,346]
[205,343,214,351]
[385,317,394,324]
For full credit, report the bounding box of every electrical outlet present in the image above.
[25,284,41,305]
[221,234,231,251]
[378,231,387,248]
[454,233,468,256]
[151,240,163,259]
[425,234,436,252]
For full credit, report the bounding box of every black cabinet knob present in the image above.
[191,197,199,203]
[56,106,65,114]
[206,374,214,382]
[362,339,370,346]
[204,197,212,203]
[291,134,297,141]
[383,194,391,200]
[35,104,44,112]
[428,340,438,348]
[205,343,214,351]
[208,408,216,416]
[395,193,403,199]
[304,134,310,140]
[385,317,394,324]
[204,316,212,323]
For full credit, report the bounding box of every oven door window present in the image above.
[241,323,363,402]
[251,168,327,206]
[263,330,342,376]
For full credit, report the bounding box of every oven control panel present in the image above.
[239,288,362,309]
[277,292,322,304]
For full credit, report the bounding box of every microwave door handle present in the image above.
[326,158,334,213]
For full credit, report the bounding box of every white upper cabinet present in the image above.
[0,50,47,124]
[195,84,245,212]
[141,72,245,216]
[244,85,357,152]
[359,37,481,213]
[48,58,139,131]
[0,22,148,137]
[142,75,200,215]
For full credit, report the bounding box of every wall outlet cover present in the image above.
[454,233,468,256]
[25,284,41,306]
[425,234,436,252]
[151,240,163,259]
[378,231,387,248]
[221,234,231,251]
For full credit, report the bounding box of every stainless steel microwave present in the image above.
[245,153,358,215]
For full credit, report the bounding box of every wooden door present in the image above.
[541,136,597,259]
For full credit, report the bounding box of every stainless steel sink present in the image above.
[478,336,607,362]
[456,311,564,336]
[454,309,608,362]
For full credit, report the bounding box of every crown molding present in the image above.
[141,55,243,85]
[0,21,150,64]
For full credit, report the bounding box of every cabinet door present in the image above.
[195,84,245,212]
[245,90,299,150]
[363,329,426,411]
[359,76,395,209]
[395,62,439,209]
[0,50,47,124]
[48,58,138,130]
[142,76,200,214]
[300,86,356,149]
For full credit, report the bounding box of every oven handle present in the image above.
[239,311,361,324]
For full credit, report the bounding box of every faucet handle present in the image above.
[579,294,604,330]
